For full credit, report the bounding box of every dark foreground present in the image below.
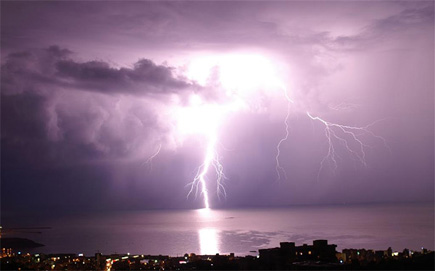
[1,239,434,270]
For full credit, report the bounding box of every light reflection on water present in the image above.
[5,203,433,255]
[198,228,219,255]
[197,208,220,255]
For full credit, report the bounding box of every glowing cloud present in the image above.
[172,52,387,209]
[182,53,288,208]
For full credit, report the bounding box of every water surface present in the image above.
[4,203,433,256]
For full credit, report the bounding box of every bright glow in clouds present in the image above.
[178,95,244,209]
[183,54,286,209]
[187,54,285,99]
[178,96,231,209]
[174,53,387,209]
[176,95,245,136]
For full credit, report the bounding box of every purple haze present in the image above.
[1,1,433,217]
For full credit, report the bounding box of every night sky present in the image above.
[1,1,433,217]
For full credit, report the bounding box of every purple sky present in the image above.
[1,1,433,215]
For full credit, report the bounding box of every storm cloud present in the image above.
[1,1,433,216]
[2,46,193,96]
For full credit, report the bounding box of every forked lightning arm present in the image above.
[187,135,227,209]
[143,144,162,170]
[186,85,388,207]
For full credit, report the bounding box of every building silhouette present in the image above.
[259,239,337,269]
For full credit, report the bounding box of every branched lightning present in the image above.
[181,55,390,208]
[274,85,389,181]
[187,135,227,209]
[306,112,390,180]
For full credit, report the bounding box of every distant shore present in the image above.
[1,238,44,249]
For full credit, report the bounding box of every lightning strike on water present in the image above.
[187,134,227,209]
[184,55,389,207]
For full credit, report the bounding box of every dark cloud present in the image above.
[328,6,434,51]
[1,46,191,176]
[55,58,192,95]
[376,6,434,32]
[1,47,192,215]
[1,46,193,97]
[1,92,52,168]
[0,46,195,172]
[46,45,74,58]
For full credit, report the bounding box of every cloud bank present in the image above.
[1,1,433,215]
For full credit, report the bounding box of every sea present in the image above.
[3,202,434,256]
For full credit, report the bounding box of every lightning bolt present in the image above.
[181,56,390,207]
[143,143,162,170]
[274,85,389,181]
[275,102,290,181]
[275,85,293,181]
[306,112,390,180]
[187,134,227,209]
